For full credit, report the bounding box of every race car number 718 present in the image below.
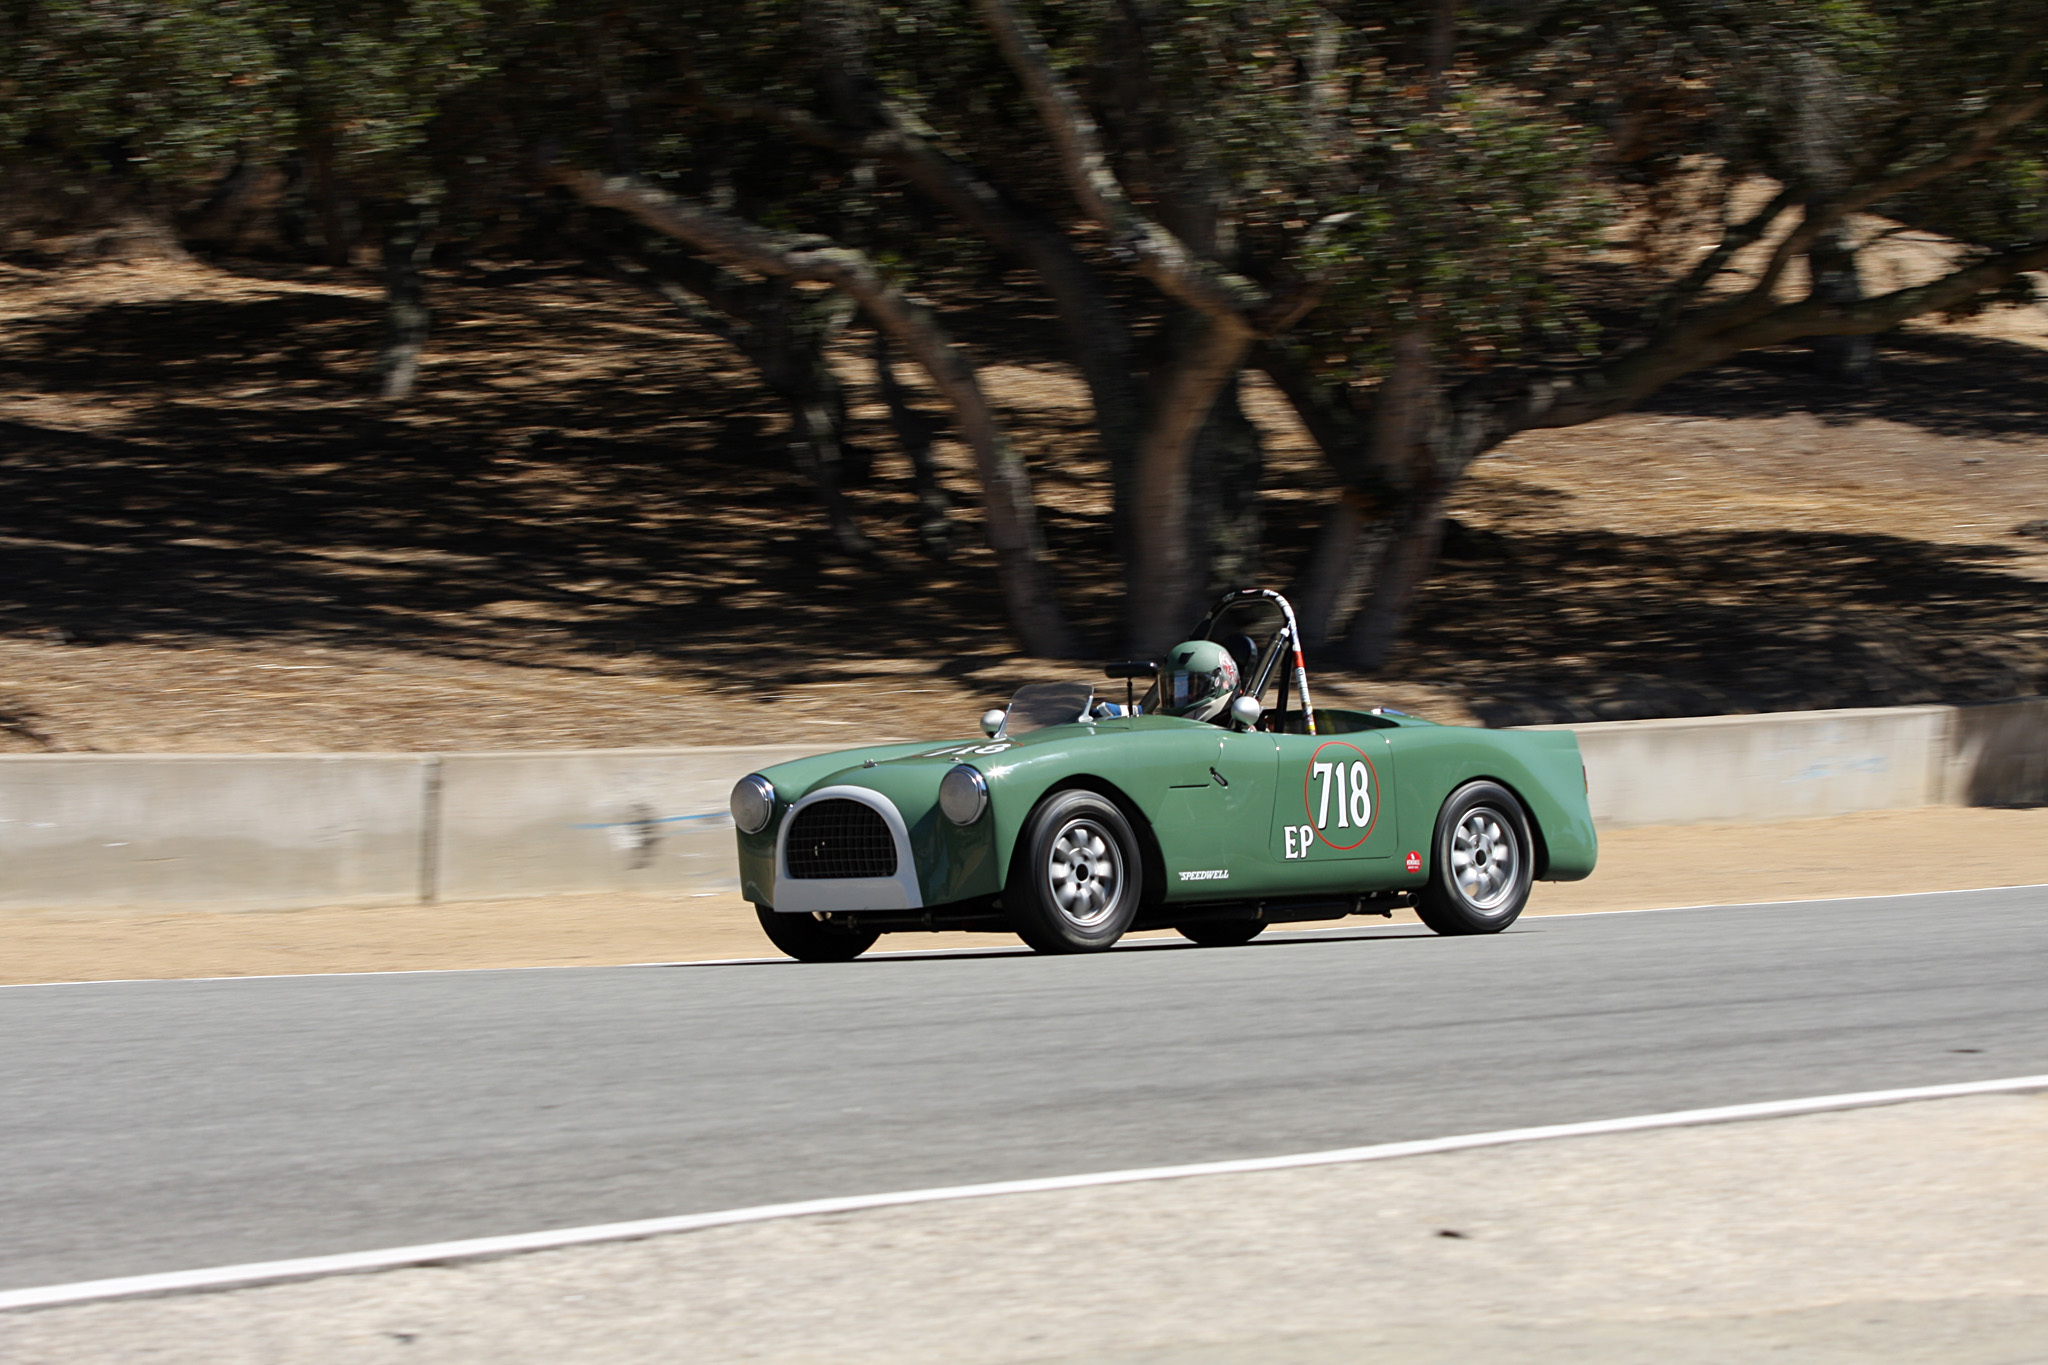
[1311,760,1372,830]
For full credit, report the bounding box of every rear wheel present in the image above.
[1175,919,1265,947]
[1415,781,1533,936]
[1007,790,1142,954]
[754,905,881,962]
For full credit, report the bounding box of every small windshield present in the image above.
[1003,681,1095,733]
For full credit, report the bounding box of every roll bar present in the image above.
[1191,588,1317,736]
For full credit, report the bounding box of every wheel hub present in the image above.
[1450,807,1519,912]
[1047,818,1123,929]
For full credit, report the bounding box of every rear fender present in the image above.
[1458,775,1550,880]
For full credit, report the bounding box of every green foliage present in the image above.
[272,0,525,190]
[0,0,541,198]
[6,0,2045,356]
[1305,85,1613,367]
[0,1,286,182]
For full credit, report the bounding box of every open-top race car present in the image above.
[730,589,1596,960]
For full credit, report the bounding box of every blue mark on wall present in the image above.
[1792,756,1889,782]
[571,812,728,829]
[573,807,731,870]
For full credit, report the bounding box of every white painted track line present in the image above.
[4,1073,2043,1314]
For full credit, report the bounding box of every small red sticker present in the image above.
[1405,850,1422,874]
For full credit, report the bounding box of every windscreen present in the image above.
[1003,681,1095,733]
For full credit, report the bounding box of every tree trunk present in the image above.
[784,395,871,557]
[874,330,956,560]
[745,281,872,556]
[181,156,287,254]
[1807,230,1876,384]
[1294,331,1441,671]
[377,200,435,402]
[1334,327,1463,668]
[579,235,875,554]
[1186,371,1263,602]
[1128,321,1254,653]
[303,139,357,267]
[1338,482,1448,670]
[1290,491,1385,652]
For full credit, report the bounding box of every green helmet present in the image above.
[1155,639,1241,723]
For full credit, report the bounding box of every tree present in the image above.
[0,1,539,399]
[15,0,2047,669]
[436,0,2048,659]
[1273,0,2048,668]
[0,0,286,238]
[554,167,1081,655]
[622,0,1408,650]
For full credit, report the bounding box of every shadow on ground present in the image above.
[1409,527,2045,724]
[2,264,2044,723]
[1636,329,2048,441]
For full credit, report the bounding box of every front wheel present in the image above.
[1007,790,1143,953]
[754,905,881,962]
[1415,781,1533,936]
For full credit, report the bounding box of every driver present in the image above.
[1153,639,1241,724]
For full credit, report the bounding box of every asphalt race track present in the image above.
[2,888,2043,1293]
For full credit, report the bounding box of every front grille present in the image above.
[785,799,898,880]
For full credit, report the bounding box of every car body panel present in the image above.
[740,706,1595,915]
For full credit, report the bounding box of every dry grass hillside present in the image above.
[1,251,2044,753]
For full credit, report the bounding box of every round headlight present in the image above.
[938,764,989,826]
[730,774,776,834]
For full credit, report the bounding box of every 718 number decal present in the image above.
[1284,741,1378,857]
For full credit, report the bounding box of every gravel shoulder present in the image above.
[4,804,2044,985]
[5,1092,2042,1363]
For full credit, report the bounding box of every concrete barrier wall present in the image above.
[435,746,822,900]
[0,754,429,911]
[1943,697,2048,808]
[1,699,2040,912]
[1544,705,1954,829]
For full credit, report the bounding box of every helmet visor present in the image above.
[1166,667,1226,713]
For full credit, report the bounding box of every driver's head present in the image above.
[1160,639,1240,723]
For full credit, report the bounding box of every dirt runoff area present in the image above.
[3,804,2044,986]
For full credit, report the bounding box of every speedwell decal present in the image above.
[1178,869,1230,882]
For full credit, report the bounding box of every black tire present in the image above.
[754,905,882,962]
[1175,919,1265,947]
[1415,781,1534,936]
[1006,789,1143,953]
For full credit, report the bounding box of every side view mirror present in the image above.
[980,709,1008,739]
[1230,695,1264,730]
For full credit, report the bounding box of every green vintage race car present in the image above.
[730,589,1596,961]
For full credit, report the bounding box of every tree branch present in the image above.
[1129,320,1255,647]
[972,0,1267,327]
[1650,181,1802,325]
[674,80,1148,469]
[1721,87,2048,330]
[1532,233,2048,431]
[552,166,1078,656]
